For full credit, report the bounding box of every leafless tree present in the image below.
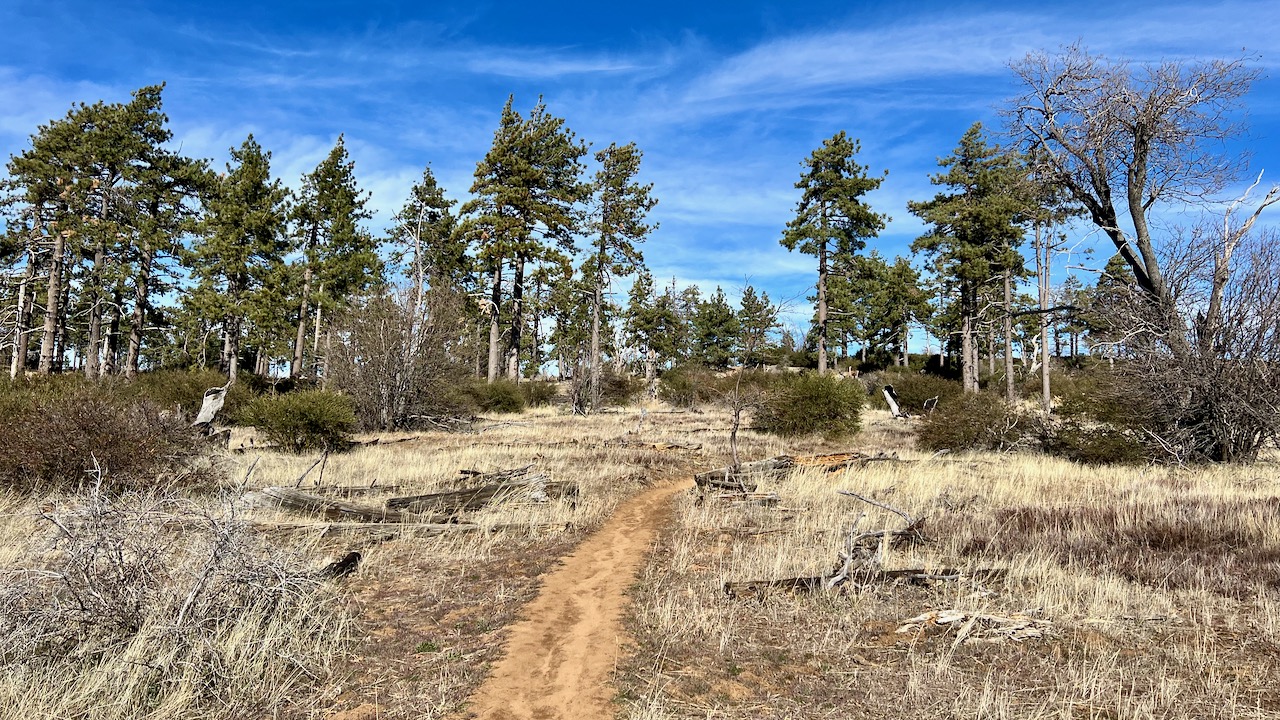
[1008,45,1280,461]
[326,285,473,430]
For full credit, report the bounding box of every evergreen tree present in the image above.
[736,285,777,367]
[289,135,381,378]
[909,123,1027,392]
[186,135,289,382]
[584,141,657,409]
[461,96,589,382]
[693,286,740,369]
[781,131,887,375]
[624,269,680,393]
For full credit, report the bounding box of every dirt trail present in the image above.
[459,479,686,720]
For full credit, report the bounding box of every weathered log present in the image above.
[723,568,1007,597]
[694,456,796,492]
[385,478,577,513]
[310,484,403,497]
[243,486,412,522]
[710,492,782,507]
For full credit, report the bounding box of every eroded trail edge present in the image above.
[460,479,685,720]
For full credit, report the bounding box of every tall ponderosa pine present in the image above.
[782,131,887,375]
[289,135,381,378]
[462,96,589,381]
[584,142,657,409]
[6,84,207,377]
[187,135,289,382]
[909,123,1026,393]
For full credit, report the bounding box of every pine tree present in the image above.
[186,135,289,382]
[584,141,657,409]
[737,285,777,367]
[781,131,887,375]
[624,269,679,393]
[462,96,590,382]
[289,135,381,378]
[693,287,740,369]
[909,123,1027,393]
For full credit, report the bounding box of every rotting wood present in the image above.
[309,484,403,498]
[895,608,1050,642]
[605,440,703,452]
[192,383,230,427]
[243,486,413,522]
[724,490,1004,598]
[385,477,576,514]
[406,415,477,432]
[710,492,781,507]
[694,456,796,493]
[724,568,1008,597]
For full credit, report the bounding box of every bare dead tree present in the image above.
[1009,45,1280,461]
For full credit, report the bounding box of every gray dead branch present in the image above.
[895,609,1052,643]
[695,453,906,500]
[406,415,477,433]
[192,383,230,427]
[309,484,403,498]
[724,491,1004,598]
[605,440,703,452]
[385,465,577,515]
[694,456,796,494]
[242,486,413,522]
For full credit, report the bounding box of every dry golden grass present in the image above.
[618,408,1280,719]
[6,398,1279,719]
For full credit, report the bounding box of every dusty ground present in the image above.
[460,479,686,720]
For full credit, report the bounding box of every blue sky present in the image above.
[4,0,1280,329]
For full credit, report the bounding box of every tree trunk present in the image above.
[901,321,909,367]
[83,239,106,380]
[1036,224,1052,415]
[100,288,122,378]
[488,260,502,382]
[1004,268,1015,404]
[961,313,976,393]
[38,229,65,375]
[590,281,602,410]
[9,241,36,379]
[506,254,525,380]
[292,262,313,377]
[124,243,155,380]
[645,346,657,398]
[817,241,828,375]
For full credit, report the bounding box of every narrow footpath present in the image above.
[458,479,686,720]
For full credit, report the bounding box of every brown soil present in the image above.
[457,479,687,720]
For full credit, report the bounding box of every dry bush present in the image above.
[0,383,220,493]
[914,391,1025,452]
[753,373,861,439]
[239,390,357,452]
[0,489,350,719]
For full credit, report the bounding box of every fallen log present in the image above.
[711,492,782,507]
[694,456,796,493]
[310,484,403,498]
[723,568,1007,597]
[385,478,577,513]
[243,486,413,522]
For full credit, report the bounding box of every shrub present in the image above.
[754,373,863,439]
[915,392,1026,452]
[0,383,219,493]
[465,379,526,414]
[1036,418,1148,465]
[123,367,255,423]
[865,368,962,415]
[658,365,719,409]
[599,371,645,407]
[0,493,349,716]
[240,390,357,453]
[521,380,560,407]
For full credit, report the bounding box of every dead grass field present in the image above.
[617,409,1280,720]
[3,401,1278,719]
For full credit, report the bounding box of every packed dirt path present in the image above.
[458,478,687,720]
